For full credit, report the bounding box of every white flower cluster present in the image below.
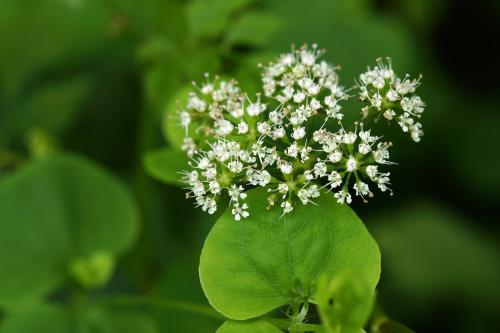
[175,45,424,220]
[357,58,425,142]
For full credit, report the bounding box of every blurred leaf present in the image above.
[370,201,500,314]
[316,271,374,333]
[0,154,139,306]
[224,13,281,47]
[143,149,188,187]
[216,319,282,333]
[200,188,380,320]
[0,77,90,146]
[187,0,252,39]
[0,0,109,99]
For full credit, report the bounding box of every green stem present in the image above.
[96,294,224,320]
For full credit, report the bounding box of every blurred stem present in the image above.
[96,294,224,320]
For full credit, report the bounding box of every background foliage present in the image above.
[0,0,499,332]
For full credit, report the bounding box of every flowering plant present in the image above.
[176,44,425,220]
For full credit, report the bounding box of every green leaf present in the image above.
[216,319,282,333]
[187,0,252,39]
[199,188,380,320]
[0,154,139,306]
[225,13,281,47]
[316,271,374,333]
[143,148,188,187]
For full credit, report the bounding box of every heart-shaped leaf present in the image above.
[199,188,380,320]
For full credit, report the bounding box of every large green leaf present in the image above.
[143,148,188,187]
[199,188,380,320]
[0,154,140,306]
[216,319,282,333]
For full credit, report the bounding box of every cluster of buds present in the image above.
[175,44,425,220]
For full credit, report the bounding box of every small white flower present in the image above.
[238,121,249,134]
[328,171,342,188]
[247,101,266,116]
[278,159,293,174]
[386,90,399,102]
[383,109,396,120]
[232,203,249,221]
[292,127,306,140]
[202,198,217,214]
[293,92,306,103]
[300,49,316,66]
[310,98,321,110]
[257,122,271,135]
[209,181,221,194]
[273,127,286,139]
[334,190,352,204]
[328,150,343,163]
[346,156,358,172]
[229,185,247,201]
[228,160,243,173]
[216,119,234,136]
[281,200,293,214]
[353,181,370,197]
[365,165,378,180]
[358,143,371,154]
[313,161,327,177]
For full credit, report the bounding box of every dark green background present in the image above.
[0,0,499,332]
